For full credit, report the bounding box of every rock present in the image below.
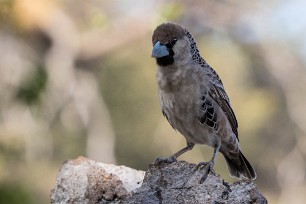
[122,161,267,204]
[51,157,267,204]
[50,156,145,203]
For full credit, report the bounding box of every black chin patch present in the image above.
[156,55,174,66]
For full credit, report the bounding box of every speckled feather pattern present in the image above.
[152,23,256,179]
[183,28,239,138]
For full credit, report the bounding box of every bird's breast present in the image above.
[158,71,200,123]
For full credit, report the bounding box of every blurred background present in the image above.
[0,0,306,203]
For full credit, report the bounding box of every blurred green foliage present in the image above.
[0,183,34,204]
[99,46,161,168]
[16,66,47,105]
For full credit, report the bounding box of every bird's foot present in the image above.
[195,161,216,184]
[154,156,177,165]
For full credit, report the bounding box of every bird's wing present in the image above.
[206,67,239,139]
[162,110,176,130]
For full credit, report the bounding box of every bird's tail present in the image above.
[223,150,256,180]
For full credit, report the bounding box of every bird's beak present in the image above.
[151,41,169,58]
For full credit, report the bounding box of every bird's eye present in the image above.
[170,38,177,46]
[165,38,177,48]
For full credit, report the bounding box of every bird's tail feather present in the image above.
[224,150,256,180]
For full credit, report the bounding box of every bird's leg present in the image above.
[154,143,195,165]
[196,143,221,183]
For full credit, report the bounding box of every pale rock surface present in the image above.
[51,156,145,203]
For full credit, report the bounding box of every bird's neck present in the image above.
[157,64,183,91]
[183,29,211,69]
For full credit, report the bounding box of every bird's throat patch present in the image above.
[156,55,174,66]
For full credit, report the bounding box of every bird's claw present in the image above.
[195,161,209,170]
[195,161,216,184]
[154,156,177,165]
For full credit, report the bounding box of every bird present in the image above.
[151,22,256,182]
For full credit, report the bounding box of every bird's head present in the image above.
[152,23,196,67]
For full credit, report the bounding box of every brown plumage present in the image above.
[151,22,256,181]
[152,23,185,45]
